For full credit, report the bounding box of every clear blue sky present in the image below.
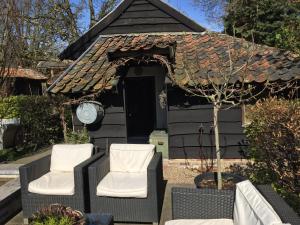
[77,0,222,33]
[166,0,222,31]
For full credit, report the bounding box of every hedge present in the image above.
[0,95,64,148]
[235,97,300,214]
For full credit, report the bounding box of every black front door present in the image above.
[125,76,156,139]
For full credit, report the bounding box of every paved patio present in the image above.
[6,182,194,225]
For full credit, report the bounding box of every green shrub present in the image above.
[32,215,74,225]
[30,204,85,225]
[236,97,300,214]
[65,128,90,144]
[0,95,64,148]
[0,145,37,162]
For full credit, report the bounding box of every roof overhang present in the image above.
[48,32,300,95]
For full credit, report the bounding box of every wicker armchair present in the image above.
[170,184,300,225]
[88,144,164,224]
[19,144,104,221]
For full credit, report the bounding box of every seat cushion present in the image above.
[165,219,234,225]
[96,171,147,198]
[234,180,282,225]
[50,144,93,172]
[28,172,74,195]
[110,144,155,173]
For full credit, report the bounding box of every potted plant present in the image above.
[29,204,113,225]
[29,204,86,225]
[194,172,246,190]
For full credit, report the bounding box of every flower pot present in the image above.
[194,172,246,190]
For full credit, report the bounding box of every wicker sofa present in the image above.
[88,144,164,224]
[19,144,103,222]
[167,180,300,225]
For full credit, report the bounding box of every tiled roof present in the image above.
[49,32,300,94]
[37,60,72,69]
[3,68,48,80]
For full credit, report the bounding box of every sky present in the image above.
[77,0,223,33]
[165,0,222,31]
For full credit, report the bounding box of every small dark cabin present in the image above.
[2,68,47,96]
[48,0,300,159]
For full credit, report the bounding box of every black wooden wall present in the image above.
[72,88,127,152]
[101,0,193,34]
[167,87,247,159]
[64,0,198,60]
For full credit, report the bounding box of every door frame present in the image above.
[123,65,168,142]
[123,75,156,139]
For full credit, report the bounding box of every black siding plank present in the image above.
[132,0,149,4]
[169,134,246,147]
[100,113,126,125]
[168,108,242,123]
[126,4,157,11]
[110,17,180,26]
[169,146,244,159]
[168,122,244,136]
[101,24,193,34]
[88,124,126,138]
[120,10,171,19]
[168,109,213,123]
[105,106,124,113]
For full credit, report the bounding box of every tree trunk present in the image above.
[63,0,80,41]
[213,103,222,190]
[88,0,96,28]
[59,106,68,142]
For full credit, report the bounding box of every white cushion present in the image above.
[234,180,282,225]
[110,144,155,172]
[50,144,93,172]
[96,171,147,198]
[165,219,234,225]
[28,172,74,195]
[273,224,291,225]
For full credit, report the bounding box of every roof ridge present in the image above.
[97,31,208,38]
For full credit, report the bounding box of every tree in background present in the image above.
[0,0,119,94]
[88,0,120,28]
[193,0,300,53]
[0,0,84,69]
[0,1,23,96]
[224,0,300,54]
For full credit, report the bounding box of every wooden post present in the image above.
[59,106,67,142]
